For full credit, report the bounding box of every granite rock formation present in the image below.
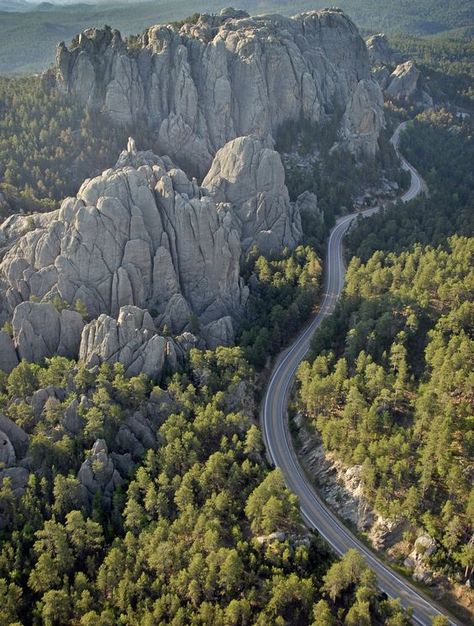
[55,8,384,173]
[77,439,123,508]
[79,305,195,381]
[0,330,18,373]
[0,144,260,352]
[12,302,84,363]
[385,61,433,107]
[0,430,16,468]
[366,33,401,67]
[0,136,303,367]
[0,8,389,377]
[202,136,301,253]
[366,35,432,108]
[0,414,28,459]
[294,191,323,226]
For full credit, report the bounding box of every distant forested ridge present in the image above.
[0,0,473,74]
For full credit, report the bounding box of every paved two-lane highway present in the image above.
[391,121,428,202]
[261,124,462,626]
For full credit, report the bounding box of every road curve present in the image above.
[391,121,428,202]
[261,124,462,626]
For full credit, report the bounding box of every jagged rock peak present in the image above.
[0,136,301,364]
[0,145,248,336]
[55,8,384,174]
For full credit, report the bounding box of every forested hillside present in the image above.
[0,348,412,625]
[0,76,153,216]
[297,236,473,588]
[0,6,472,623]
[299,97,474,612]
[389,34,474,109]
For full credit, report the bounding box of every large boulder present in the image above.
[0,431,16,468]
[387,61,421,100]
[203,136,301,254]
[404,534,438,584]
[0,413,29,459]
[365,36,432,108]
[0,466,29,498]
[0,330,18,373]
[366,33,401,67]
[31,386,67,421]
[115,411,157,458]
[55,9,384,172]
[294,191,322,224]
[385,61,433,107]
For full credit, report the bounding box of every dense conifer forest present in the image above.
[0,350,413,625]
[298,237,473,578]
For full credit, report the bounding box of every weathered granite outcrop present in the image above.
[0,145,254,346]
[0,132,305,360]
[55,8,384,172]
[77,439,123,508]
[0,330,18,373]
[365,35,432,108]
[385,61,433,107]
[294,191,323,226]
[340,79,384,155]
[0,414,28,459]
[0,430,16,468]
[0,414,30,527]
[115,411,158,458]
[31,385,67,421]
[202,136,301,253]
[0,467,29,499]
[79,305,195,381]
[404,534,438,584]
[366,33,401,68]
[12,302,84,363]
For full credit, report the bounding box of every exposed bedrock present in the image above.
[0,135,301,367]
[55,8,384,174]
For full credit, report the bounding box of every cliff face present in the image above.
[55,8,384,176]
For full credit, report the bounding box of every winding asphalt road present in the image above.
[261,125,462,625]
